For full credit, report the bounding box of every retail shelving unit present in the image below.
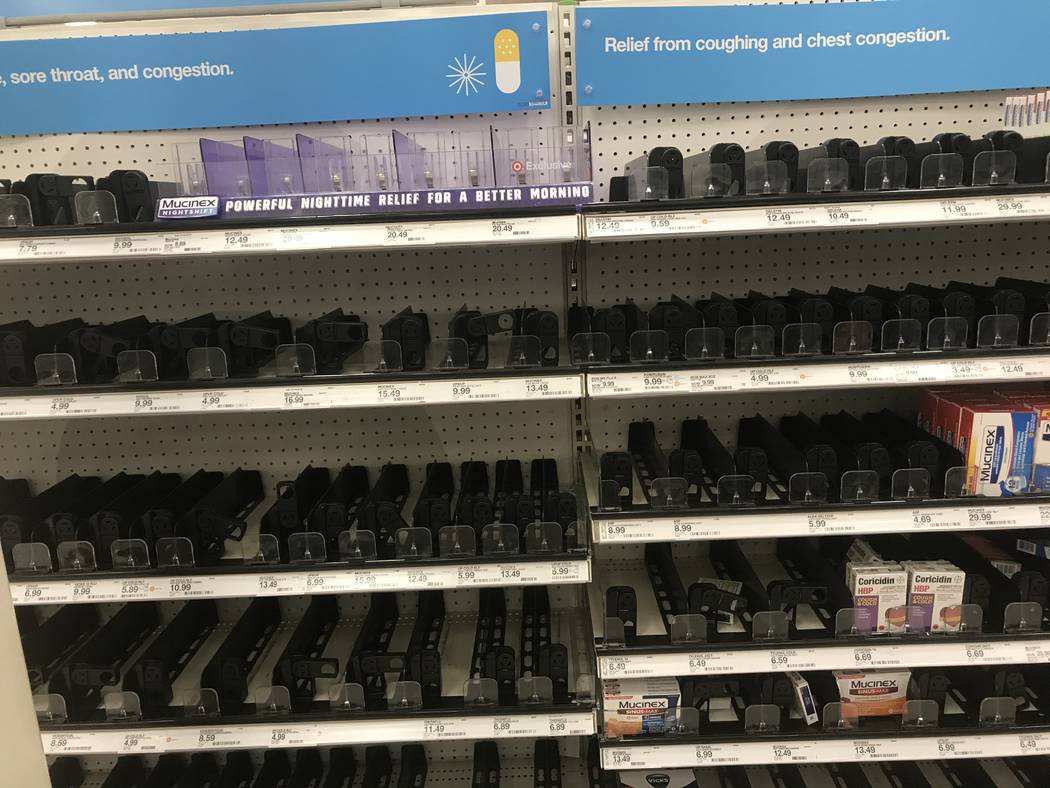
[3,1,1050,786]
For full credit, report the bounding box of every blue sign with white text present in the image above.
[0,11,551,135]
[0,0,328,18]
[576,0,1050,106]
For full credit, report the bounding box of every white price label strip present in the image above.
[584,353,1050,399]
[40,712,595,754]
[583,194,1050,244]
[598,636,1050,679]
[11,559,589,605]
[600,731,1050,769]
[595,501,1041,543]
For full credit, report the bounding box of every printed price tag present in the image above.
[997,358,1028,377]
[807,513,839,533]
[45,733,84,754]
[375,383,410,404]
[853,647,875,666]
[117,578,151,600]
[110,235,163,256]
[824,204,871,226]
[19,583,44,602]
[195,728,243,749]
[490,219,536,239]
[421,718,465,740]
[197,391,252,412]
[764,206,819,228]
[132,393,180,414]
[166,576,212,598]
[851,740,885,760]
[547,716,572,735]
[687,652,727,673]
[269,726,318,747]
[771,743,796,761]
[120,732,162,752]
[70,581,99,601]
[641,371,676,392]
[935,738,959,756]
[586,216,626,236]
[948,359,982,380]
[1017,733,1050,754]
[256,575,299,595]
[281,388,327,410]
[1024,642,1050,663]
[602,522,630,541]
[222,229,274,251]
[746,367,801,389]
[384,224,431,245]
[609,750,634,767]
[603,657,632,678]
[549,561,581,582]
[17,238,71,259]
[939,199,990,220]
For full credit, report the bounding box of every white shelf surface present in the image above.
[39,709,597,755]
[0,372,583,422]
[0,214,579,264]
[600,728,1050,769]
[587,352,1050,399]
[591,499,1050,544]
[583,192,1050,242]
[598,637,1050,680]
[11,556,590,606]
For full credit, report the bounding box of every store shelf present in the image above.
[10,555,591,606]
[583,188,1050,242]
[586,349,1050,400]
[597,636,1050,680]
[590,496,1050,545]
[0,369,584,421]
[0,213,580,264]
[598,727,1050,769]
[39,710,597,755]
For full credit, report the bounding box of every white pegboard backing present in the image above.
[0,244,566,329]
[74,751,591,782]
[0,401,573,492]
[582,221,1050,306]
[582,86,1018,202]
[587,386,918,453]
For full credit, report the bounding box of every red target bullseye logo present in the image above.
[511,160,525,174]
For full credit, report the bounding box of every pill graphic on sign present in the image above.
[494,29,521,94]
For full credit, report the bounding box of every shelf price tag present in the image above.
[71,581,99,601]
[686,652,730,673]
[269,726,318,747]
[45,733,82,754]
[120,732,160,752]
[549,561,582,582]
[490,219,536,239]
[642,371,676,393]
[939,199,991,221]
[422,718,464,740]
[281,388,327,410]
[1017,733,1050,754]
[198,391,252,412]
[609,750,634,768]
[948,359,982,380]
[133,393,180,414]
[771,743,795,761]
[586,216,625,237]
[853,647,875,666]
[851,740,885,760]
[807,513,845,534]
[18,238,71,259]
[167,577,209,598]
[117,579,151,600]
[1024,642,1050,663]
[824,204,871,226]
[110,235,162,256]
[195,728,242,749]
[384,223,431,245]
[257,575,299,595]
[998,358,1028,377]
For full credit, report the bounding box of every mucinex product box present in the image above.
[959,401,1036,495]
[833,669,911,718]
[602,678,681,736]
